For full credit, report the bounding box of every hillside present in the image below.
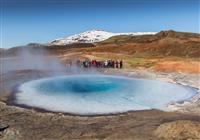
[48,29,156,45]
[85,30,200,58]
[0,48,4,52]
[1,43,95,57]
[98,30,200,44]
[1,30,200,59]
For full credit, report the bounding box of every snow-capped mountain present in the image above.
[49,29,156,45]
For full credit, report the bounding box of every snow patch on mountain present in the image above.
[49,29,156,45]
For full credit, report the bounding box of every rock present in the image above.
[154,120,200,140]
[1,128,21,140]
[0,123,9,131]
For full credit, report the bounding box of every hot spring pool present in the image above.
[15,74,197,115]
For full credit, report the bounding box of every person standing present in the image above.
[104,60,108,68]
[120,60,123,69]
[111,60,115,68]
[116,60,119,68]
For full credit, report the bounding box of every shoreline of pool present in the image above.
[1,69,200,116]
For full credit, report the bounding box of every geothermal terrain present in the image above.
[0,30,200,140]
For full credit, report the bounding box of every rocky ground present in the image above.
[0,69,200,140]
[1,101,200,140]
[0,103,200,140]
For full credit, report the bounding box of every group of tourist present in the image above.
[66,59,123,69]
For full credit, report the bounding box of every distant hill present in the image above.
[1,30,200,58]
[48,29,156,46]
[1,43,95,57]
[92,30,200,58]
[0,48,5,55]
[98,30,200,44]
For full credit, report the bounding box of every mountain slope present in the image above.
[2,30,199,59]
[49,29,156,45]
[83,30,200,58]
[98,30,200,45]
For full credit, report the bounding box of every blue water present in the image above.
[16,74,197,115]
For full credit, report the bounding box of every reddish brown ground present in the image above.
[59,50,200,74]
[153,60,200,74]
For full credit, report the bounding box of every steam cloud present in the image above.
[0,47,65,74]
[0,46,99,75]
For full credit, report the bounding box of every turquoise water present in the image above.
[16,74,197,115]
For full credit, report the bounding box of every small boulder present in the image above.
[0,123,9,131]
